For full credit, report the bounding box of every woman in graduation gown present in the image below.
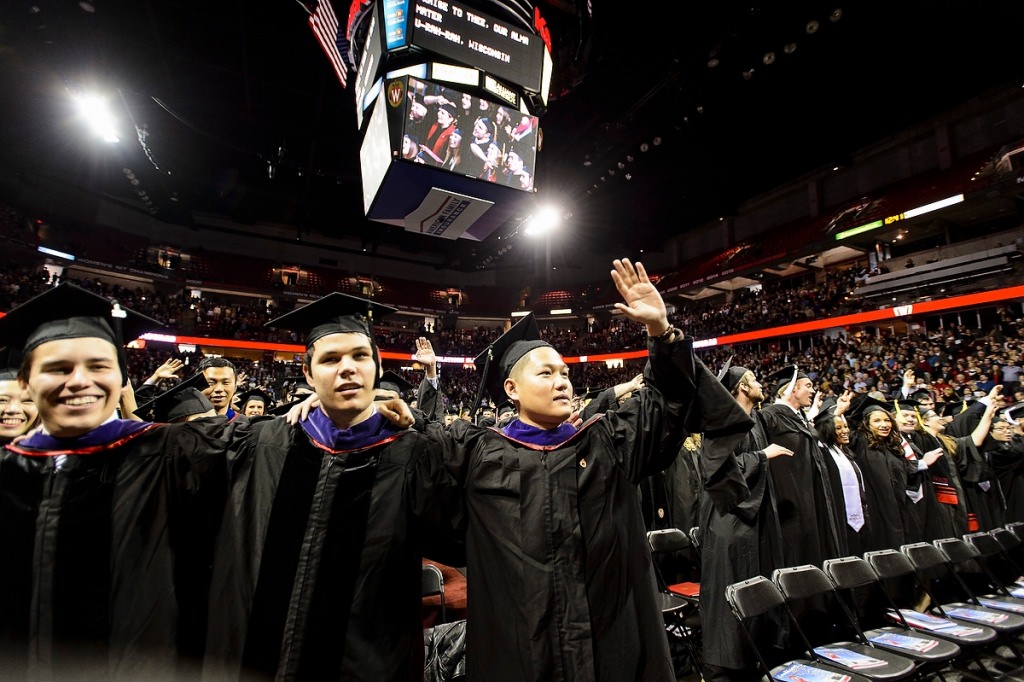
[0,284,234,680]
[410,260,753,682]
[815,396,872,557]
[906,406,971,538]
[841,398,919,552]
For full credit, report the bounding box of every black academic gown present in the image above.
[202,413,463,682]
[699,409,785,672]
[907,430,969,539]
[0,417,231,681]
[990,436,1024,523]
[847,434,918,551]
[958,436,1005,531]
[420,337,753,682]
[819,442,870,557]
[758,404,843,567]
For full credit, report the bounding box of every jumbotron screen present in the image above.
[401,76,538,193]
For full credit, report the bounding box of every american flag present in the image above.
[308,0,348,88]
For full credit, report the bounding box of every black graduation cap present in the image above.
[237,388,273,412]
[0,283,164,385]
[282,375,313,395]
[910,389,933,403]
[893,398,921,414]
[845,394,892,423]
[812,398,841,429]
[134,372,213,423]
[765,365,809,397]
[939,400,967,417]
[719,366,750,394]
[268,398,304,417]
[264,292,397,348]
[579,387,606,403]
[472,313,552,407]
[378,370,415,398]
[0,348,17,382]
[998,404,1024,425]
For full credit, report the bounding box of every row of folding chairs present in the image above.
[724,522,1024,681]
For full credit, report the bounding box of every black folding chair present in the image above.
[422,563,447,625]
[900,542,1024,679]
[988,526,1024,583]
[772,564,919,680]
[943,535,1024,614]
[725,575,875,682]
[864,548,1002,681]
[901,542,1024,637]
[687,525,701,561]
[646,528,702,672]
[823,555,960,678]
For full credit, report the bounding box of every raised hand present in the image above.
[609,258,669,336]
[146,357,184,384]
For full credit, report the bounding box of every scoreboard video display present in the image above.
[381,0,546,94]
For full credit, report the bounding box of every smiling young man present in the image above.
[0,283,232,679]
[0,368,38,444]
[406,259,752,682]
[200,357,240,419]
[202,292,462,681]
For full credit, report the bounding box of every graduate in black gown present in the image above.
[412,259,753,682]
[0,283,232,680]
[758,366,844,567]
[201,293,463,682]
[814,394,871,557]
[699,365,788,682]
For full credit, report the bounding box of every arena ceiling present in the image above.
[0,0,1022,274]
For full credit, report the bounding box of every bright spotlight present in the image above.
[523,206,561,236]
[73,93,120,143]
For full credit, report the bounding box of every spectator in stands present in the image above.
[422,102,459,165]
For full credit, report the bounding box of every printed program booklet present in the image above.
[774,661,852,682]
[946,606,1009,624]
[978,597,1024,613]
[868,631,939,652]
[888,609,984,636]
[813,646,888,670]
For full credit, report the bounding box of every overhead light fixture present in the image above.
[806,19,820,34]
[707,58,720,68]
[784,42,798,54]
[72,92,119,143]
[763,52,776,65]
[742,69,755,80]
[652,136,662,146]
[640,142,650,152]
[550,309,572,315]
[830,8,843,22]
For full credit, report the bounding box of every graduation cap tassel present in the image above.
[110,300,128,379]
[716,355,734,382]
[471,347,493,420]
[782,365,798,398]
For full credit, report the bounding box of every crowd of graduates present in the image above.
[2,232,1024,680]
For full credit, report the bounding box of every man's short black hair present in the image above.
[199,357,237,375]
